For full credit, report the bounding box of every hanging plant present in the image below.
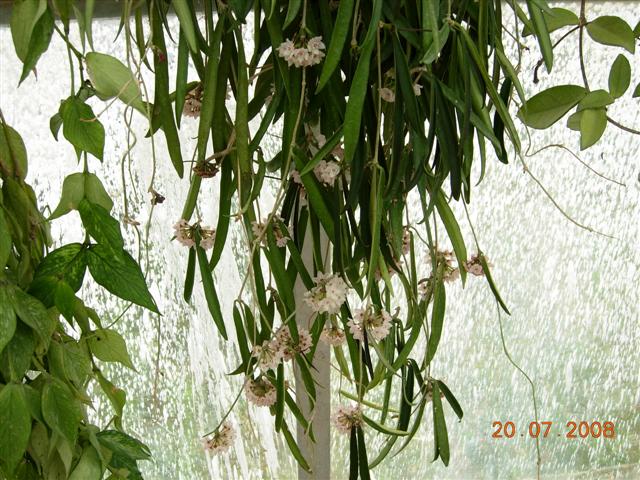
[1,0,638,479]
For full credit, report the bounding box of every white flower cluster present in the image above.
[244,376,277,407]
[402,227,411,256]
[251,216,289,247]
[379,87,395,103]
[439,250,460,283]
[289,169,308,205]
[291,169,303,185]
[331,404,363,434]
[183,85,203,118]
[173,219,215,250]
[348,306,392,342]
[250,326,313,370]
[379,83,422,103]
[374,262,399,282]
[274,326,313,361]
[429,249,460,283]
[464,253,490,277]
[418,249,461,299]
[277,36,326,68]
[251,340,282,371]
[203,422,235,455]
[418,277,433,299]
[313,160,341,187]
[320,326,346,346]
[304,273,349,315]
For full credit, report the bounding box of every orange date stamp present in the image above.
[492,421,616,439]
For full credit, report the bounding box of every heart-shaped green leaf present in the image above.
[608,54,631,98]
[587,16,635,53]
[518,85,587,129]
[579,108,607,150]
[85,52,145,113]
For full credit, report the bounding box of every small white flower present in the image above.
[413,83,423,96]
[199,237,214,250]
[304,273,349,314]
[402,227,411,255]
[306,36,326,65]
[464,253,490,277]
[331,404,363,434]
[244,377,277,407]
[183,86,203,118]
[375,263,398,282]
[251,340,282,371]
[379,87,395,103]
[418,277,433,299]
[320,326,346,346]
[252,217,289,247]
[331,144,345,161]
[251,221,266,239]
[276,39,295,61]
[348,306,392,342]
[290,169,303,185]
[434,249,459,283]
[274,326,313,361]
[443,268,460,283]
[203,422,235,455]
[199,226,216,250]
[313,160,341,187]
[307,36,325,54]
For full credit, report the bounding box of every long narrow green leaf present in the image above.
[175,30,189,127]
[366,167,385,295]
[196,18,225,165]
[151,5,183,177]
[433,192,467,284]
[426,281,446,364]
[266,229,295,314]
[282,421,311,473]
[183,247,195,301]
[209,160,234,269]
[526,0,553,72]
[357,426,371,480]
[432,382,450,466]
[362,415,408,436]
[436,80,503,155]
[275,363,285,431]
[480,254,510,314]
[393,34,421,132]
[196,245,228,339]
[349,428,359,480]
[343,0,382,165]
[283,0,301,28]
[456,27,521,152]
[437,380,463,420]
[234,304,250,359]
[172,0,198,53]
[316,0,355,92]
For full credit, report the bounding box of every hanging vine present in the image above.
[1,0,638,478]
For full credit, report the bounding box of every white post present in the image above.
[294,231,330,479]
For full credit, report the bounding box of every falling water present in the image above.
[0,1,638,478]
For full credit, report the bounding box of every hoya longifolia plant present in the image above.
[1,0,638,478]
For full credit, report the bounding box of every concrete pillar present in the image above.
[294,230,330,480]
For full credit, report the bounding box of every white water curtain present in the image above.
[1,1,638,478]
